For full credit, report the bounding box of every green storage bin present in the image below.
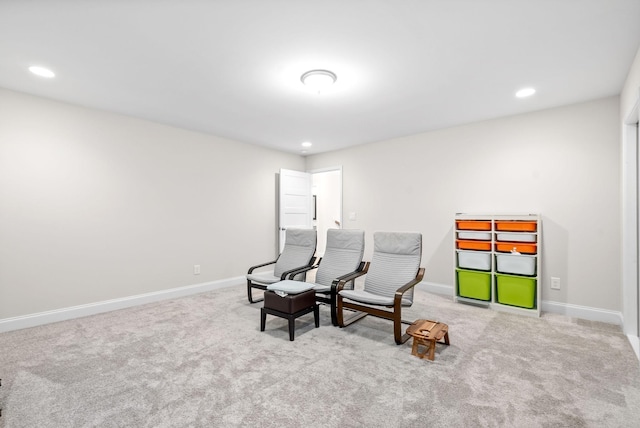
[456,269,491,301]
[496,273,536,308]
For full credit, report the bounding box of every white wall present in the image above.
[0,87,625,321]
[0,88,304,319]
[621,47,640,117]
[306,96,621,311]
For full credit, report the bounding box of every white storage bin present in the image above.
[496,232,536,243]
[496,254,536,276]
[457,231,491,241]
[457,250,491,271]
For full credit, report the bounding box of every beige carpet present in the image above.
[1,284,639,427]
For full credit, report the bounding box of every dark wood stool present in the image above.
[406,319,450,361]
[261,289,319,341]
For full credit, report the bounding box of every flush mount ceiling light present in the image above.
[516,87,536,98]
[29,65,55,78]
[301,141,312,148]
[301,69,337,93]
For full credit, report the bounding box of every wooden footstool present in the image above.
[406,319,450,361]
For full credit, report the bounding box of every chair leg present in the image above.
[260,308,266,331]
[337,296,369,327]
[394,316,403,344]
[341,310,368,327]
[288,317,295,341]
[330,292,338,326]
[336,295,344,326]
[247,282,264,304]
[338,295,375,327]
[394,308,411,345]
[314,304,319,328]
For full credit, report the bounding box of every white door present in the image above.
[279,169,313,252]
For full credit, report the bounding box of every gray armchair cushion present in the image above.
[312,284,331,293]
[339,289,413,306]
[314,229,365,288]
[346,231,422,305]
[246,270,280,284]
[273,228,317,278]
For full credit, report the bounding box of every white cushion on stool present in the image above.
[267,280,314,294]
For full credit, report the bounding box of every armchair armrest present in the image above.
[331,261,370,293]
[330,261,370,326]
[390,267,426,344]
[247,260,277,274]
[284,257,322,280]
[279,257,318,280]
[394,267,425,301]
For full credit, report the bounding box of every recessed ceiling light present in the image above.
[301,69,336,93]
[301,141,312,148]
[516,87,536,98]
[29,66,55,78]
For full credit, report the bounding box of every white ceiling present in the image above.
[1,1,639,155]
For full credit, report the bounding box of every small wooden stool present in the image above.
[406,319,450,361]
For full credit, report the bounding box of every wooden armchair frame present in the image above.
[336,267,425,344]
[286,260,370,326]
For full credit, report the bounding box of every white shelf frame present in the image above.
[454,213,542,317]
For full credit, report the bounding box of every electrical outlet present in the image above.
[194,265,201,275]
[551,277,560,290]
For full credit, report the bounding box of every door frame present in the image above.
[622,93,640,360]
[309,166,343,255]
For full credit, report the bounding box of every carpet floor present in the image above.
[1,284,639,427]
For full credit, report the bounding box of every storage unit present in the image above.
[454,214,541,316]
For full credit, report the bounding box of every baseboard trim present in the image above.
[541,300,623,325]
[0,276,244,333]
[627,334,640,361]
[418,281,452,296]
[418,282,624,325]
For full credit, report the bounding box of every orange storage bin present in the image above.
[457,240,492,251]
[495,242,537,254]
[495,221,537,232]
[456,220,491,231]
